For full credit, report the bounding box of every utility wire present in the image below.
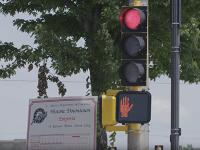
[0,79,86,83]
[0,79,197,85]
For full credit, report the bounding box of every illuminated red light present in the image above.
[124,9,142,30]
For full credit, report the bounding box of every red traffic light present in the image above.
[120,8,145,30]
[119,6,148,86]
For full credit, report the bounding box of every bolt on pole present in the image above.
[170,0,181,149]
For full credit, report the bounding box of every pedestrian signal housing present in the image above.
[116,91,151,123]
[100,95,117,127]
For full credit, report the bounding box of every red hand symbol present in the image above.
[120,96,133,118]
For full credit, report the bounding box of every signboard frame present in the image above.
[27,96,97,150]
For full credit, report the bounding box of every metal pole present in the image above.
[171,0,181,149]
[127,87,143,150]
[128,123,141,150]
[127,1,149,150]
[127,88,150,150]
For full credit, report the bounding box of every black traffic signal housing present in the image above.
[119,6,148,86]
[155,145,164,150]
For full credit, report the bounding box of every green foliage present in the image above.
[0,0,199,90]
[181,144,193,150]
[0,0,129,94]
[149,0,200,82]
[109,131,116,148]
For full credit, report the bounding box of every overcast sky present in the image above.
[1,13,200,149]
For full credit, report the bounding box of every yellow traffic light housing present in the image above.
[101,95,117,127]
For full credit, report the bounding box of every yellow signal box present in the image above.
[101,95,117,127]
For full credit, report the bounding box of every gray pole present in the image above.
[128,124,141,150]
[127,0,149,150]
[171,0,181,149]
[127,1,141,150]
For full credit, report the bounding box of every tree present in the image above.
[149,0,200,82]
[0,0,200,149]
[0,0,125,95]
[182,144,193,150]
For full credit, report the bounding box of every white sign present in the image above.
[27,97,97,150]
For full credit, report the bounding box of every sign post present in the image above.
[27,97,97,150]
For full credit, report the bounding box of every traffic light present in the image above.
[116,91,151,123]
[119,6,148,86]
[155,145,163,150]
[100,95,117,127]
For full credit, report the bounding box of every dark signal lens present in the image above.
[123,36,145,57]
[123,61,144,83]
